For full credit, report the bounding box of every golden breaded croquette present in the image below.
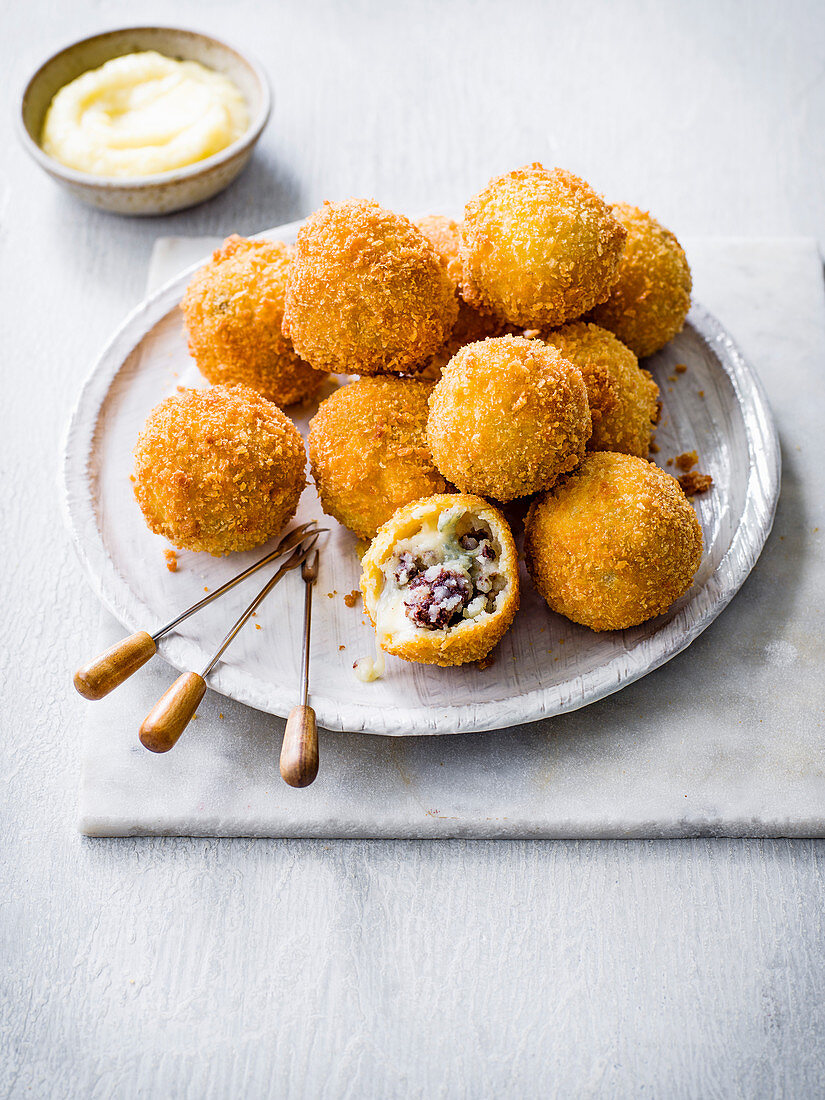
[415,215,465,287]
[282,199,458,376]
[541,322,660,458]
[133,384,306,556]
[181,235,327,407]
[308,377,446,540]
[524,452,703,631]
[588,203,692,357]
[427,334,591,502]
[460,164,627,328]
[360,493,519,668]
[414,215,513,377]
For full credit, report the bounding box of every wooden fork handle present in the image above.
[280,705,319,787]
[139,672,206,754]
[74,631,157,700]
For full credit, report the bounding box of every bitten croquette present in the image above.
[427,334,591,502]
[308,377,447,540]
[360,493,520,667]
[133,385,306,556]
[181,235,327,407]
[460,164,627,328]
[587,203,692,358]
[283,199,458,376]
[524,452,703,631]
[541,322,660,458]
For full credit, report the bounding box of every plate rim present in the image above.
[61,225,781,735]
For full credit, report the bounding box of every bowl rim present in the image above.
[16,24,272,190]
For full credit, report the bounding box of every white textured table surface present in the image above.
[3,1,825,1095]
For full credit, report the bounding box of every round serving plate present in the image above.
[62,218,780,735]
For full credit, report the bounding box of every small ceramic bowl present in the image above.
[18,26,271,216]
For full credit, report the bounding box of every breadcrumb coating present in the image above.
[427,334,592,502]
[360,494,519,667]
[588,203,692,358]
[282,199,458,376]
[524,452,703,631]
[675,449,698,471]
[133,384,306,556]
[415,215,514,377]
[308,377,446,540]
[541,322,660,457]
[678,471,713,496]
[181,235,327,407]
[460,164,627,327]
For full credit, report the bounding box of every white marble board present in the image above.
[78,237,823,837]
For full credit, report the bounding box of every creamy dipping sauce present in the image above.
[41,50,249,177]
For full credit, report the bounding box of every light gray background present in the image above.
[2,1,825,1096]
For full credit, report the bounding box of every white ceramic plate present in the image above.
[62,219,780,735]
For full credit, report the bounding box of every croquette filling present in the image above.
[381,507,505,633]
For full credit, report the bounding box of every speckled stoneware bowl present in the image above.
[18,26,271,216]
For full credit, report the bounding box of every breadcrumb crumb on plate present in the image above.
[62,215,779,735]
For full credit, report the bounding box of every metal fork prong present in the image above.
[152,523,325,642]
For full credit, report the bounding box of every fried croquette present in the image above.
[308,377,447,540]
[282,200,458,376]
[541,322,660,458]
[588,203,692,358]
[181,235,327,407]
[359,493,519,669]
[427,334,591,502]
[460,164,627,328]
[415,215,512,376]
[524,452,703,631]
[133,384,306,556]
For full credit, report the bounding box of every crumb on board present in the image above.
[678,471,713,496]
[204,586,209,592]
[649,442,660,454]
[164,549,178,573]
[667,375,676,383]
[339,644,346,651]
[666,459,673,467]
[255,623,262,630]
[675,450,698,471]
[219,713,224,720]
[327,592,335,599]
[697,390,705,398]
[675,363,687,374]
[344,590,360,608]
